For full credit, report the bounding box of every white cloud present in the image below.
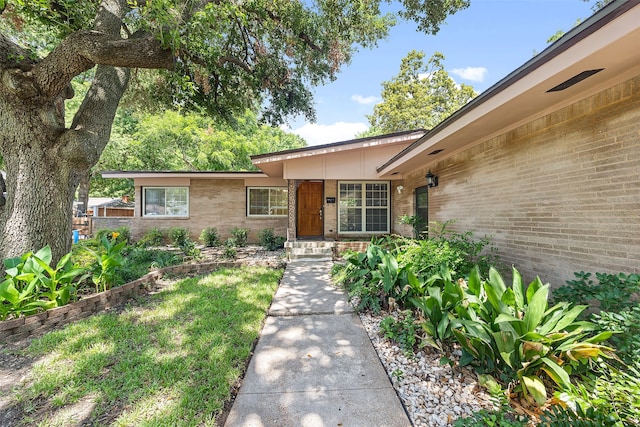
[451,66,488,83]
[351,94,380,105]
[285,122,369,146]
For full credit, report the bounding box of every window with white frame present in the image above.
[143,187,189,217]
[247,187,288,216]
[338,181,389,233]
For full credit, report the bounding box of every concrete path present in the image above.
[224,261,411,427]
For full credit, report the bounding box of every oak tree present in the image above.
[0,0,469,261]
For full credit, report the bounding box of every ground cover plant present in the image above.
[3,266,282,426]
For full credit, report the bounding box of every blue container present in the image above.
[72,229,79,244]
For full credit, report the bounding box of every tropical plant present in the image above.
[231,227,249,248]
[0,245,86,320]
[409,266,468,350]
[86,236,127,293]
[199,227,220,247]
[452,267,615,406]
[591,306,640,365]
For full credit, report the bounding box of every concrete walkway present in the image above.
[224,261,411,427]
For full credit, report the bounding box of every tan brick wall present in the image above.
[131,179,287,243]
[324,180,338,239]
[402,76,640,286]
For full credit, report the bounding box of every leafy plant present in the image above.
[409,266,467,350]
[223,238,237,260]
[0,246,86,320]
[136,227,165,247]
[540,402,625,427]
[399,214,426,239]
[452,267,615,406]
[231,227,249,247]
[258,228,286,251]
[552,271,640,313]
[199,227,220,247]
[591,306,640,366]
[453,407,528,427]
[96,227,130,244]
[380,310,418,354]
[86,236,127,292]
[169,227,190,247]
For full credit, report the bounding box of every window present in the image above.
[247,187,288,217]
[143,187,189,217]
[415,186,429,236]
[338,181,389,233]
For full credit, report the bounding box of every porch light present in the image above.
[426,170,438,188]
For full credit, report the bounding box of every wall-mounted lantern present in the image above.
[426,170,439,188]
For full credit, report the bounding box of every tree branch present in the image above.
[32,30,173,99]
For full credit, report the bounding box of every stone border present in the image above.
[0,259,285,344]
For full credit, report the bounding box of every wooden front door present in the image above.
[297,181,323,237]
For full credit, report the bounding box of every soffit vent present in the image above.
[428,149,444,155]
[547,69,604,92]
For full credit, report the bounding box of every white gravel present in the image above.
[358,311,496,427]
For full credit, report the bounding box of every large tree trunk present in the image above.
[0,0,172,262]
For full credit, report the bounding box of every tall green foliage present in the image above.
[365,51,477,134]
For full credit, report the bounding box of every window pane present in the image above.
[338,182,388,233]
[249,188,269,215]
[144,188,165,216]
[248,187,287,216]
[166,187,188,216]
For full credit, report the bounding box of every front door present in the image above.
[297,181,323,237]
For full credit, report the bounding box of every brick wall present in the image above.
[132,179,288,243]
[0,259,284,344]
[402,76,640,286]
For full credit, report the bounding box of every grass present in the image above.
[9,266,282,426]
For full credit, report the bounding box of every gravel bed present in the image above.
[359,311,496,427]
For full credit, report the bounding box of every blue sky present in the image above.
[286,0,596,145]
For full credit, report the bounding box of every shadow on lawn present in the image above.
[1,266,281,426]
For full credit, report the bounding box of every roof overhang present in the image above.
[102,171,269,179]
[251,129,426,178]
[377,0,640,177]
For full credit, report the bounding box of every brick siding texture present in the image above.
[0,260,284,344]
[132,179,288,243]
[400,76,640,286]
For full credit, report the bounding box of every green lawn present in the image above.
[10,266,282,427]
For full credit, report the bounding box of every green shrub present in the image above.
[453,407,528,427]
[180,239,201,259]
[540,402,626,427]
[118,247,182,283]
[223,238,237,260]
[552,271,640,313]
[199,227,220,247]
[169,227,190,247]
[380,310,418,354]
[258,228,286,250]
[231,227,249,247]
[591,306,640,366]
[137,227,165,247]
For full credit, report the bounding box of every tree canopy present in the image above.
[0,0,469,261]
[363,50,476,135]
[91,108,307,197]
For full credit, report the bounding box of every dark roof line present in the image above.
[250,128,426,160]
[102,170,265,175]
[377,0,638,173]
